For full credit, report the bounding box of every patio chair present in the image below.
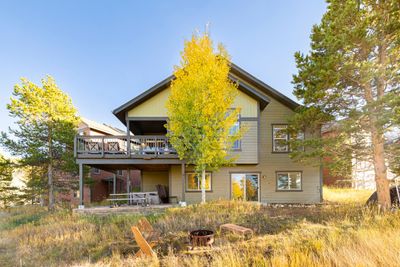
[131,218,160,257]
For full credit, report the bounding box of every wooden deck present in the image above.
[74,135,179,159]
[73,204,176,215]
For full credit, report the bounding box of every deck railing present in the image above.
[74,135,178,159]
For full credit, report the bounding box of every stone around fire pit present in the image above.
[189,229,215,249]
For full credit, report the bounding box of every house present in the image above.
[74,63,322,205]
[321,124,397,190]
[58,118,141,205]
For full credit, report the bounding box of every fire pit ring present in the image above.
[189,229,215,248]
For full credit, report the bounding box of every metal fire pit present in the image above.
[189,229,214,248]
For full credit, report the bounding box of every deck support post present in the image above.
[79,163,84,207]
[181,163,185,202]
[113,173,116,194]
[126,119,131,157]
[127,168,131,205]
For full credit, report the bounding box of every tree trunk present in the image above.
[48,163,54,210]
[48,127,54,211]
[369,42,391,210]
[201,169,206,204]
[370,123,391,210]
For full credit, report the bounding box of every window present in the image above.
[229,111,241,150]
[231,173,260,201]
[92,168,100,174]
[276,172,302,191]
[117,170,123,176]
[186,172,212,191]
[272,124,304,152]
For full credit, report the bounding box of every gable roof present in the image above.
[79,117,126,135]
[229,63,300,110]
[113,63,300,124]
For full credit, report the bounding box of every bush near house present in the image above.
[1,187,399,267]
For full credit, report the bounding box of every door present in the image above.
[231,173,260,201]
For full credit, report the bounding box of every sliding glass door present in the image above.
[231,173,260,202]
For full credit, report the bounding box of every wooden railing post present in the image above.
[101,136,105,158]
[155,137,158,157]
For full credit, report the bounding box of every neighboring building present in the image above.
[322,124,397,190]
[58,118,141,205]
[74,63,322,205]
[320,127,351,187]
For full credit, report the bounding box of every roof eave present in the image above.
[112,75,174,125]
[230,63,300,110]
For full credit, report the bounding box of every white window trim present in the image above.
[185,172,212,192]
[276,171,302,191]
[92,168,100,174]
[272,124,304,152]
[273,124,289,152]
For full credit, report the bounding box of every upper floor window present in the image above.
[92,168,100,174]
[272,124,304,152]
[229,111,241,150]
[117,170,123,176]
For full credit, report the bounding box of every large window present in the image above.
[272,124,304,152]
[231,173,260,201]
[276,171,302,191]
[186,172,212,191]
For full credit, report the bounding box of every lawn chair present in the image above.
[131,218,160,257]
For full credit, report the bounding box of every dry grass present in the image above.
[1,187,399,267]
[323,186,374,204]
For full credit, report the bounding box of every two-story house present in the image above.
[74,63,322,205]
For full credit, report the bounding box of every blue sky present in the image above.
[0,0,326,152]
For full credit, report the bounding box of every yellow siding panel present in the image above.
[234,91,258,117]
[127,88,258,118]
[128,88,171,117]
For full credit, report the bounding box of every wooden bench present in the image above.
[220,223,254,238]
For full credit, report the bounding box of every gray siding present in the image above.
[169,96,321,204]
[231,120,258,164]
[142,171,168,192]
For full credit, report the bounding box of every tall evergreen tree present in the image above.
[291,0,400,209]
[1,76,79,210]
[166,32,242,203]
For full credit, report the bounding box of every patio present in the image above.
[73,203,176,215]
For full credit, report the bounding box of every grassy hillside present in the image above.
[1,187,399,267]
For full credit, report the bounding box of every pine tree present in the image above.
[0,154,17,208]
[1,76,79,210]
[166,32,242,203]
[291,0,400,209]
